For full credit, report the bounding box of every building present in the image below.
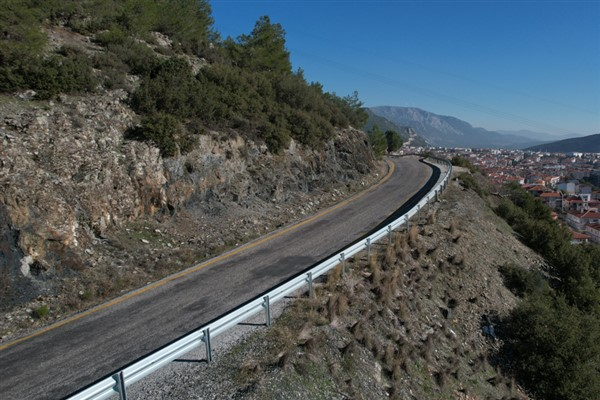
[566,210,600,231]
[539,192,562,209]
[585,223,600,244]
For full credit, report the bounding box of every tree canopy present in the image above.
[0,4,368,155]
[495,185,600,400]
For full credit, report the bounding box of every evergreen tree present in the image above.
[369,125,387,159]
[235,16,292,74]
[385,129,402,152]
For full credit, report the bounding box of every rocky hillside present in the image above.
[0,1,380,340]
[129,174,543,400]
[0,88,378,340]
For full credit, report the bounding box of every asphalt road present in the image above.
[0,156,433,400]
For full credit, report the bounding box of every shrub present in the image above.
[33,304,49,319]
[127,112,193,157]
[0,47,97,98]
[457,173,485,196]
[368,125,387,159]
[502,293,600,400]
[451,155,477,173]
[499,263,549,297]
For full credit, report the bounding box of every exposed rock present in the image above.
[0,90,377,336]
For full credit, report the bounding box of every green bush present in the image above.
[496,183,600,399]
[385,129,402,152]
[451,155,478,173]
[456,173,485,196]
[503,293,600,400]
[33,304,49,319]
[368,125,387,159]
[0,47,97,98]
[126,112,193,157]
[499,263,549,297]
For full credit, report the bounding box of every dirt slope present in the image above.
[130,174,542,400]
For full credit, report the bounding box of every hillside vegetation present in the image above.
[1,0,366,154]
[131,173,539,399]
[0,0,378,340]
[495,184,600,400]
[129,172,599,400]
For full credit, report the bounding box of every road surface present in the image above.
[0,156,434,399]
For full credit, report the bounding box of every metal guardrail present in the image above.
[68,157,452,400]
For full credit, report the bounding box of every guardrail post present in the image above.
[405,215,409,230]
[202,328,212,363]
[263,295,272,326]
[366,238,371,260]
[387,225,392,244]
[435,189,439,202]
[306,272,313,297]
[113,371,127,400]
[340,252,346,276]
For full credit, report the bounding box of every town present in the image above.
[407,146,600,245]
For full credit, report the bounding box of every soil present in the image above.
[125,172,543,400]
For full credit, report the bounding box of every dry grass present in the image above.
[327,292,349,321]
[369,253,382,285]
[326,264,343,290]
[408,225,419,247]
[351,319,365,341]
[384,343,396,370]
[452,232,463,243]
[448,219,459,234]
[384,244,396,268]
[427,209,437,225]
[394,233,410,261]
[237,359,262,384]
[341,340,356,358]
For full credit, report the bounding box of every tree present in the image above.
[385,129,402,152]
[235,16,292,74]
[503,293,600,400]
[368,125,387,159]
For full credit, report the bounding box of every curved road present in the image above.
[0,156,433,400]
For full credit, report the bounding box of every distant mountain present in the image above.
[496,129,583,142]
[525,133,600,153]
[369,106,545,149]
[364,109,429,147]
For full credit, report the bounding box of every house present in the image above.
[571,230,590,244]
[563,196,599,213]
[539,192,562,209]
[527,185,548,197]
[566,210,600,231]
[585,223,600,244]
[557,181,577,195]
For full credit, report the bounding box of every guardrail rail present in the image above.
[68,157,452,400]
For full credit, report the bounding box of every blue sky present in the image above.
[210,0,600,137]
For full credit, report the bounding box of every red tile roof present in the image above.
[570,211,600,219]
[571,231,590,240]
[540,192,561,198]
[528,185,547,191]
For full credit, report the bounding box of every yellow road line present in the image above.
[1,158,411,351]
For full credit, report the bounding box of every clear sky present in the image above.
[210,0,600,137]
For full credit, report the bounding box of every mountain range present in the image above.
[525,133,600,153]
[363,109,429,147]
[369,106,566,149]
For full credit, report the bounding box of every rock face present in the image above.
[0,90,376,308]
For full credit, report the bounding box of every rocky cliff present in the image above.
[0,89,377,336]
